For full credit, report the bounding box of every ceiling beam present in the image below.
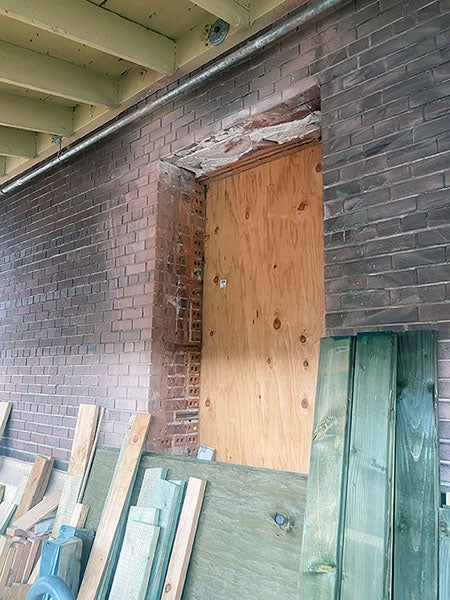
[188,0,250,28]
[0,126,36,157]
[0,0,175,74]
[0,40,119,108]
[0,90,73,136]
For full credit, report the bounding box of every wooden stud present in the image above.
[78,406,105,503]
[298,336,355,597]
[21,539,42,584]
[51,475,83,538]
[4,584,31,599]
[0,477,28,535]
[15,456,54,520]
[11,491,61,533]
[68,404,100,478]
[162,478,207,600]
[69,503,90,529]
[340,332,397,599]
[0,402,12,437]
[394,330,440,599]
[9,539,27,584]
[77,413,151,600]
[52,404,100,537]
[0,542,17,594]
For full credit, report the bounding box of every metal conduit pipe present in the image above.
[0,0,349,196]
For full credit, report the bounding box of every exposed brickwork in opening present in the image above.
[147,162,204,457]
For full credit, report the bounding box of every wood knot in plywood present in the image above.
[273,317,281,331]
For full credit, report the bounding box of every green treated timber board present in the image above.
[394,330,440,600]
[440,507,450,600]
[145,478,185,600]
[83,449,307,600]
[109,520,160,600]
[341,332,397,600]
[298,336,355,598]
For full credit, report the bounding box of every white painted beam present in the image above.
[0,126,36,157]
[188,0,250,28]
[0,90,73,136]
[0,40,119,108]
[0,0,175,74]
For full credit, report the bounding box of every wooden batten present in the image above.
[0,402,12,437]
[10,490,61,533]
[14,456,54,521]
[77,413,151,600]
[52,404,100,537]
[162,477,207,600]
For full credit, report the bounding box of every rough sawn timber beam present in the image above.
[0,90,73,136]
[0,0,176,74]
[0,126,36,158]
[188,0,250,28]
[0,39,119,108]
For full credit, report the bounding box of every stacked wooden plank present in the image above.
[76,414,207,600]
[0,403,101,597]
[0,454,55,596]
[298,330,441,599]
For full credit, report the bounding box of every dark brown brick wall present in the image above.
[0,0,448,487]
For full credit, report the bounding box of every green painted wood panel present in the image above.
[341,332,397,599]
[394,330,440,599]
[83,449,307,600]
[440,507,450,600]
[146,479,185,600]
[298,336,355,598]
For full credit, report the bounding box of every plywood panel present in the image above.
[201,145,324,473]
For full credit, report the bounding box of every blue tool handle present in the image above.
[26,575,75,600]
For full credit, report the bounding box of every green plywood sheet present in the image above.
[298,336,355,598]
[83,449,307,600]
[394,330,440,599]
[341,332,397,600]
[440,507,450,600]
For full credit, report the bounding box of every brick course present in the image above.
[0,0,449,487]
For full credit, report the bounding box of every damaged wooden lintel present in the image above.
[173,112,321,179]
